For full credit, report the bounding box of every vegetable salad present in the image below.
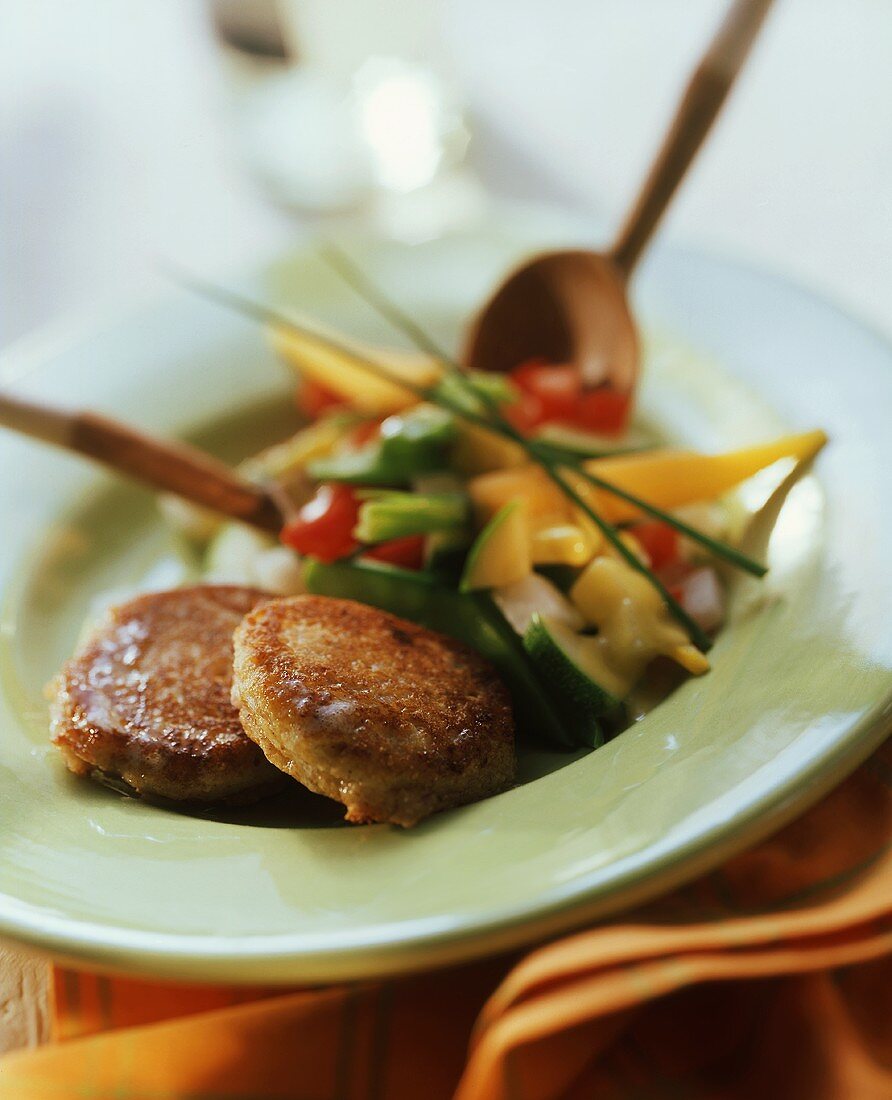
[165,305,825,750]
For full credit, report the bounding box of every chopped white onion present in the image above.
[204,524,276,586]
[493,573,585,636]
[253,547,306,595]
[677,566,725,633]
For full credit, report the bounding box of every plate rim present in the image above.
[1,234,890,983]
[0,704,888,985]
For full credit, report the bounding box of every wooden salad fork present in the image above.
[464,0,775,390]
[0,391,285,532]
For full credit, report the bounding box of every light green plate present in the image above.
[1,219,890,983]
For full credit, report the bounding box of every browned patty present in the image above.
[50,585,285,804]
[231,595,516,827]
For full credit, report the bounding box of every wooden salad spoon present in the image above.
[0,391,285,532]
[464,0,775,391]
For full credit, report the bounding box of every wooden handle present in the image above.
[0,392,284,532]
[610,0,775,277]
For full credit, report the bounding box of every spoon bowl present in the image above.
[464,250,638,391]
[464,0,774,394]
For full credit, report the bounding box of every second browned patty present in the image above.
[50,584,286,804]
[232,595,516,826]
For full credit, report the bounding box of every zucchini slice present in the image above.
[524,613,625,723]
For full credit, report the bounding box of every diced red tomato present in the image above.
[280,487,426,569]
[573,388,631,436]
[363,535,425,570]
[280,483,359,562]
[512,361,580,423]
[297,378,346,420]
[629,521,680,571]
[507,358,632,436]
[503,389,547,433]
[349,419,382,448]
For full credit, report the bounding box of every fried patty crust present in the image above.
[232,595,516,826]
[50,585,284,804]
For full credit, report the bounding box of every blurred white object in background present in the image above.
[445,0,892,333]
[0,0,292,347]
[283,0,438,78]
[0,0,889,348]
[354,58,456,193]
[217,0,474,232]
[235,68,371,210]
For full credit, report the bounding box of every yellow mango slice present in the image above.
[469,430,827,525]
[469,466,573,525]
[460,501,531,592]
[270,325,442,415]
[584,429,828,522]
[570,556,709,689]
[530,521,601,566]
[239,416,348,481]
[671,644,711,675]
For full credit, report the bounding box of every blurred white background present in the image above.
[1,0,890,349]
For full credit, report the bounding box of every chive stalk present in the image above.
[542,454,767,577]
[319,248,724,648]
[319,245,764,578]
[172,259,765,650]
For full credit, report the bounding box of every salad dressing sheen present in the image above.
[570,557,691,697]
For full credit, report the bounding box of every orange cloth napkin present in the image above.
[2,739,891,1099]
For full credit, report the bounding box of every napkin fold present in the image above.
[2,739,890,1100]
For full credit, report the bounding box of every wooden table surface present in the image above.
[0,949,50,1052]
